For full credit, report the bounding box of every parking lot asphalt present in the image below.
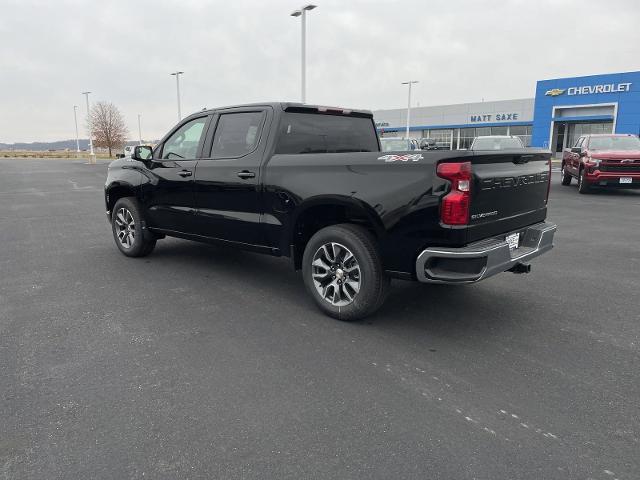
[1,158,639,480]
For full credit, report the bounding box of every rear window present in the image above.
[275,112,379,154]
[472,137,523,150]
[380,138,411,151]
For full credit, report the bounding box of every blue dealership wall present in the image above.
[531,71,640,147]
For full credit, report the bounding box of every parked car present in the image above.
[115,145,136,158]
[561,134,640,193]
[105,102,556,320]
[419,138,440,150]
[380,137,420,151]
[470,135,524,150]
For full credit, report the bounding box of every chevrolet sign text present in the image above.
[567,83,632,96]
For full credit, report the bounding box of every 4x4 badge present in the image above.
[377,154,423,163]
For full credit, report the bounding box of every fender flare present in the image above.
[289,194,385,244]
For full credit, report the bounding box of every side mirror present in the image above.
[132,145,153,161]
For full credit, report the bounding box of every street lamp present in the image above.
[290,4,317,103]
[401,80,419,139]
[73,105,80,153]
[137,114,143,145]
[81,91,96,164]
[170,71,184,120]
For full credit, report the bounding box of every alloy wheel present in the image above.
[114,207,136,249]
[311,242,361,307]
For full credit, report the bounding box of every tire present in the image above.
[111,197,157,257]
[577,167,590,194]
[560,163,572,185]
[302,223,390,321]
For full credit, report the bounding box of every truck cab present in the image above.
[105,102,556,320]
[561,134,640,193]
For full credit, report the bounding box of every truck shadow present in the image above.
[150,239,518,335]
[369,280,517,335]
[587,188,640,196]
[567,186,640,196]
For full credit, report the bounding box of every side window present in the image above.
[574,137,584,148]
[210,112,265,158]
[162,117,207,159]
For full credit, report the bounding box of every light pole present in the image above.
[81,91,96,164]
[170,71,184,120]
[137,114,143,145]
[401,81,418,139]
[290,4,317,103]
[73,105,80,153]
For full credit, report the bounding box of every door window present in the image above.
[210,112,266,158]
[162,117,207,159]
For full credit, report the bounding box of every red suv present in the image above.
[561,134,640,193]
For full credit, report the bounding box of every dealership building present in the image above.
[373,71,640,154]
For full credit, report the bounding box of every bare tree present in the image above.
[89,101,128,157]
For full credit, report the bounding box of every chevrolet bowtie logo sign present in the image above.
[545,88,566,96]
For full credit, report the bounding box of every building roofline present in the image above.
[536,70,640,83]
[373,97,534,114]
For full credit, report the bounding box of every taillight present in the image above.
[437,161,471,225]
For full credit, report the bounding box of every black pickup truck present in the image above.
[105,102,556,320]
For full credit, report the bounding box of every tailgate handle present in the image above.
[513,155,533,164]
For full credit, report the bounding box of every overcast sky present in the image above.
[1,0,639,143]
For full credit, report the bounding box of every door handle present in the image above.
[178,170,192,177]
[237,170,256,179]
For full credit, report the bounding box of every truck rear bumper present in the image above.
[415,221,557,284]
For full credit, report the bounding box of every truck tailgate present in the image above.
[467,149,551,242]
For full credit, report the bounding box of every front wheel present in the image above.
[561,164,572,185]
[577,168,590,194]
[111,197,156,257]
[302,224,390,321]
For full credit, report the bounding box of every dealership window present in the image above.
[509,125,532,147]
[459,128,475,150]
[475,127,491,136]
[428,129,454,150]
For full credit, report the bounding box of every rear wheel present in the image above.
[577,167,590,194]
[561,163,572,185]
[302,224,389,321]
[111,197,156,257]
